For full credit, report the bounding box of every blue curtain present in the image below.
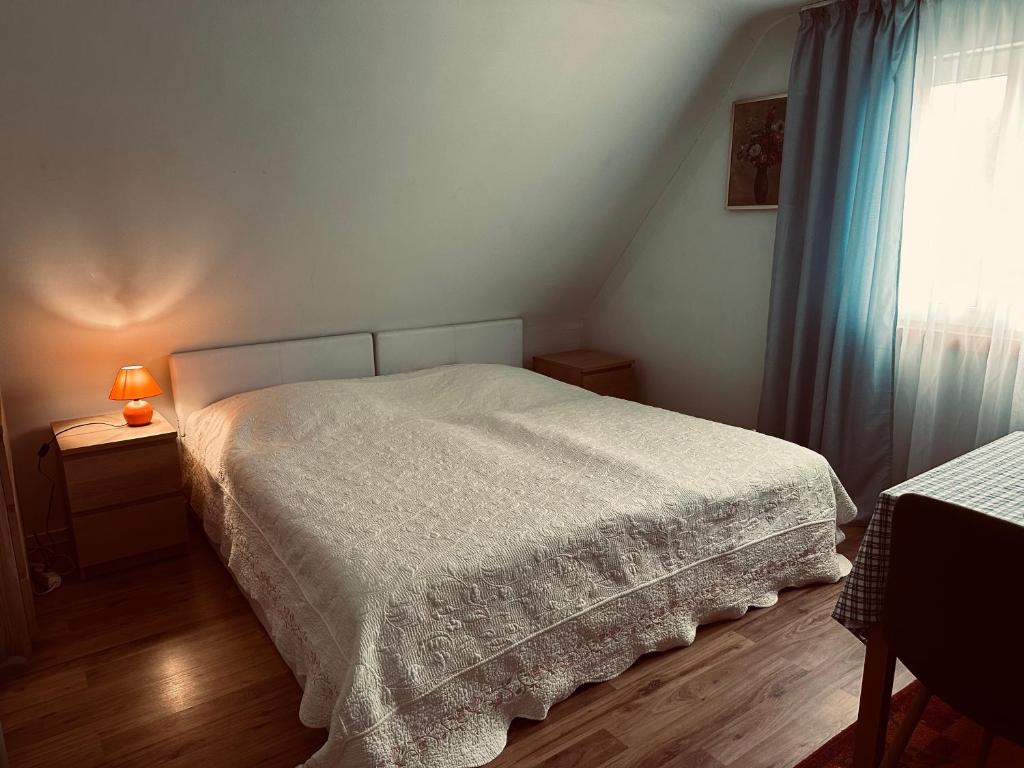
[757,0,919,518]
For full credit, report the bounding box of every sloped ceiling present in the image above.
[0,0,795,526]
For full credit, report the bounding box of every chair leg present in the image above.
[879,686,931,768]
[854,626,898,768]
[976,729,994,768]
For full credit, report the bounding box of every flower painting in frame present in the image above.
[727,94,786,209]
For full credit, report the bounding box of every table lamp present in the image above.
[108,365,162,426]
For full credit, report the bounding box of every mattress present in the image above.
[180,363,856,768]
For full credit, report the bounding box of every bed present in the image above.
[169,319,856,768]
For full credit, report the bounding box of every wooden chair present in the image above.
[880,493,1024,768]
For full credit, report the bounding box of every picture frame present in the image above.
[726,93,787,210]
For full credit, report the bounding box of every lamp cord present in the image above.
[30,420,128,588]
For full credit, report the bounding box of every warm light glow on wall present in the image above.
[18,240,208,330]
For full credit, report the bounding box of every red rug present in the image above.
[795,682,1024,768]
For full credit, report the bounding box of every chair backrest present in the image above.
[886,493,1024,745]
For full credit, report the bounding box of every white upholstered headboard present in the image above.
[374,318,523,375]
[169,333,375,434]
[168,319,522,434]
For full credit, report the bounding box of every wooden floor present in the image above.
[1,526,910,767]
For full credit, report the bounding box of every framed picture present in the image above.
[727,94,787,210]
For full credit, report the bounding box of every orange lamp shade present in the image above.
[108,365,162,401]
[109,365,162,426]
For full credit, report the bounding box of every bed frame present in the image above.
[168,318,523,433]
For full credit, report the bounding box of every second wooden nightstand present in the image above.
[51,410,187,578]
[533,350,637,401]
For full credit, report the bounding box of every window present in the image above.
[898,50,1023,331]
[893,9,1024,478]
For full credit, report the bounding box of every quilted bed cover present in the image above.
[181,364,855,768]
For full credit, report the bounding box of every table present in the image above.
[834,431,1024,767]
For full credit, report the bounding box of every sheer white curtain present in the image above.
[895,0,1024,478]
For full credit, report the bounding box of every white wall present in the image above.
[0,0,788,530]
[585,15,798,428]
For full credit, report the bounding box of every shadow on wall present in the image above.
[583,12,800,428]
[566,7,795,311]
[587,8,796,309]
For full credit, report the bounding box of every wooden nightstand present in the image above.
[533,350,637,401]
[51,410,187,578]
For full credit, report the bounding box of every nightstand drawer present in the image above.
[63,440,181,513]
[72,495,187,568]
[534,350,637,402]
[581,368,636,400]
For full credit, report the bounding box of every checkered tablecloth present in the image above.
[833,431,1024,633]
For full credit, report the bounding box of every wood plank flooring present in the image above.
[1,526,909,767]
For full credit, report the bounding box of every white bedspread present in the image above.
[181,364,855,768]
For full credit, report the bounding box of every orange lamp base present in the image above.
[122,399,154,426]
